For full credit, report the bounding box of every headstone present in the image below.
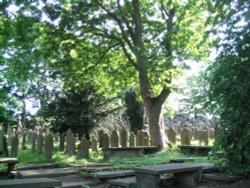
[45,132,53,160]
[21,128,27,150]
[111,130,120,147]
[168,126,177,144]
[91,135,98,151]
[210,128,215,139]
[129,132,136,147]
[98,130,104,148]
[102,133,110,149]
[180,127,191,145]
[0,126,3,153]
[59,133,65,152]
[37,129,44,154]
[199,129,209,146]
[31,131,37,152]
[143,131,150,146]
[79,135,89,158]
[66,129,75,155]
[11,130,19,157]
[120,128,128,148]
[136,130,143,146]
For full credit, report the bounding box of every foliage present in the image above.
[207,0,250,175]
[124,88,144,133]
[38,84,120,139]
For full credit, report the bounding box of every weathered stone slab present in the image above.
[169,158,196,163]
[17,163,58,171]
[108,177,136,187]
[81,166,114,173]
[18,168,78,178]
[56,182,85,188]
[103,146,159,159]
[0,158,19,172]
[88,170,135,179]
[68,163,114,168]
[178,145,212,156]
[134,163,202,175]
[202,172,242,182]
[0,178,62,188]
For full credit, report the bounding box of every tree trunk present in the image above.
[145,100,168,149]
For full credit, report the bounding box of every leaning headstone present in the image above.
[111,130,120,147]
[180,127,191,145]
[0,126,3,153]
[37,129,44,154]
[91,135,98,151]
[79,135,89,158]
[129,132,136,147]
[11,130,19,157]
[102,133,110,149]
[168,126,177,144]
[59,133,65,152]
[45,132,53,160]
[120,128,128,148]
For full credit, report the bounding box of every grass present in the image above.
[1,138,218,171]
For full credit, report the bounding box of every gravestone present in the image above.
[37,129,44,154]
[129,132,136,147]
[210,128,215,139]
[21,128,27,150]
[0,126,3,153]
[59,133,65,152]
[98,130,104,148]
[66,129,75,155]
[111,130,120,147]
[180,127,191,145]
[168,126,177,144]
[194,127,200,140]
[120,128,128,148]
[199,129,209,146]
[45,132,53,160]
[143,131,150,146]
[91,135,98,151]
[11,130,19,157]
[79,135,89,158]
[102,133,110,149]
[31,131,37,152]
[136,130,143,146]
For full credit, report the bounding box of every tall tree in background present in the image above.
[43,0,214,148]
[208,0,250,175]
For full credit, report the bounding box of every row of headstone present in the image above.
[97,129,151,149]
[165,126,215,146]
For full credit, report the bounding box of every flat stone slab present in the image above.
[134,163,202,175]
[81,166,114,173]
[68,163,114,168]
[0,178,62,188]
[18,168,78,178]
[178,145,212,156]
[169,158,197,163]
[56,182,85,188]
[17,163,58,171]
[202,172,242,182]
[88,170,135,179]
[0,158,19,164]
[108,177,136,187]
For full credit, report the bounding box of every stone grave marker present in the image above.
[79,135,89,158]
[136,130,143,146]
[168,126,177,144]
[31,131,37,152]
[59,133,65,152]
[102,133,110,149]
[37,129,44,154]
[111,130,120,147]
[120,128,128,148]
[180,127,191,145]
[91,135,98,151]
[45,132,53,160]
[66,129,75,155]
[129,132,136,147]
[11,129,19,157]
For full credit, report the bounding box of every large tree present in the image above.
[39,0,215,149]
